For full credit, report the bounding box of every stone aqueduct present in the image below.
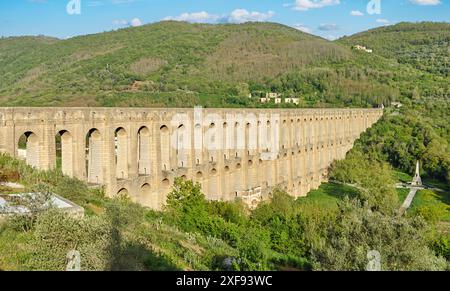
[0,107,383,209]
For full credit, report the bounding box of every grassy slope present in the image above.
[0,153,362,270]
[338,22,450,77]
[1,21,447,108]
[0,21,350,107]
[296,182,360,210]
[0,154,237,271]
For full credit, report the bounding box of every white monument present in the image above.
[411,161,422,187]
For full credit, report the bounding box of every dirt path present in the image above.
[399,188,419,215]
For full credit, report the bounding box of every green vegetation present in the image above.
[411,189,450,223]
[295,182,359,210]
[0,21,449,271]
[356,105,449,183]
[339,22,450,77]
[0,22,348,107]
[0,21,448,108]
[1,152,448,271]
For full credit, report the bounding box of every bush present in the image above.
[309,198,446,271]
[329,150,399,214]
[235,227,271,271]
[25,210,113,271]
[431,234,450,261]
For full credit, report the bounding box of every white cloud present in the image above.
[226,9,275,23]
[292,23,312,34]
[163,11,219,23]
[409,0,441,5]
[113,17,142,27]
[350,10,364,16]
[164,9,275,24]
[130,18,142,27]
[293,0,340,11]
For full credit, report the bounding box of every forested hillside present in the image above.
[0,22,349,107]
[0,21,447,108]
[339,22,450,77]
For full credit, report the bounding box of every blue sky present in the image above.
[0,0,449,39]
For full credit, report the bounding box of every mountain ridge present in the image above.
[0,21,448,108]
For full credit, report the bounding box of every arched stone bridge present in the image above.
[0,107,383,209]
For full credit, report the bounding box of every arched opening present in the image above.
[160,125,170,171]
[176,124,188,168]
[115,127,129,180]
[140,183,150,202]
[117,188,129,198]
[296,120,302,146]
[194,123,202,165]
[141,183,157,209]
[223,122,229,160]
[55,130,73,177]
[246,121,257,155]
[264,120,272,152]
[162,178,170,188]
[196,171,203,179]
[18,131,39,168]
[281,120,288,149]
[86,129,103,184]
[235,122,242,158]
[207,122,218,163]
[138,126,151,176]
[234,163,242,194]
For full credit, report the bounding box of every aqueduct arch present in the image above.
[115,127,129,180]
[0,107,383,210]
[18,131,39,168]
[138,126,151,176]
[160,125,170,172]
[86,128,103,184]
[56,130,74,177]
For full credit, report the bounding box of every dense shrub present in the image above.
[25,210,113,271]
[309,198,447,271]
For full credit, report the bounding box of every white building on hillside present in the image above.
[353,45,373,53]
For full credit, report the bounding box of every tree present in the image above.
[309,198,446,271]
[164,178,209,232]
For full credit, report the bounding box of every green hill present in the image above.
[339,22,450,77]
[0,21,350,107]
[0,21,448,108]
